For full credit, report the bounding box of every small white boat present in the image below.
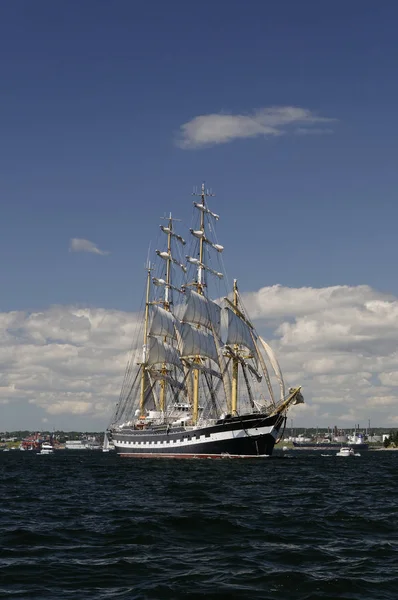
[39,442,54,455]
[336,446,360,457]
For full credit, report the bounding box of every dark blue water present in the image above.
[1,450,397,600]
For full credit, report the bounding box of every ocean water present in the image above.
[1,450,397,600]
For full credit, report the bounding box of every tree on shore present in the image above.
[384,431,398,448]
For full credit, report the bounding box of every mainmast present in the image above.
[196,184,206,293]
[164,216,172,309]
[139,263,152,417]
[193,185,206,423]
[160,216,172,411]
[187,183,223,424]
[231,279,239,415]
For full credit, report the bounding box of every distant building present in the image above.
[368,435,382,443]
[65,440,88,450]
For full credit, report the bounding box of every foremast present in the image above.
[155,214,186,413]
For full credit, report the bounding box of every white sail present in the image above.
[147,336,182,368]
[226,308,257,357]
[250,333,275,406]
[149,305,178,340]
[259,336,285,401]
[102,431,109,452]
[179,322,219,364]
[179,289,221,335]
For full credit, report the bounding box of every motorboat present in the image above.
[336,447,360,457]
[39,442,54,455]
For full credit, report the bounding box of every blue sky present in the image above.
[1,0,398,312]
[2,1,398,431]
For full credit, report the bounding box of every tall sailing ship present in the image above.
[109,185,304,458]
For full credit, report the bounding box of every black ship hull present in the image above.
[112,413,284,458]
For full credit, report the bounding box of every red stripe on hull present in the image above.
[118,452,270,459]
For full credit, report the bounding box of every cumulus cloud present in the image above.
[0,283,397,430]
[0,306,140,429]
[69,238,109,255]
[176,106,336,149]
[240,283,398,427]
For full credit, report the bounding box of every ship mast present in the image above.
[160,215,173,411]
[139,263,152,417]
[196,184,206,293]
[155,214,186,414]
[193,184,206,423]
[231,279,239,415]
[185,183,224,425]
[190,183,221,423]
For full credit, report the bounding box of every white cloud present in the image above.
[242,284,388,320]
[176,106,336,149]
[0,306,140,429]
[1,283,397,430]
[379,372,398,386]
[241,283,398,428]
[69,238,109,255]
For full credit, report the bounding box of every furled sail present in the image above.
[178,289,221,335]
[149,305,178,340]
[259,336,285,401]
[179,322,219,364]
[147,336,182,368]
[187,362,222,379]
[226,308,258,358]
[148,369,186,390]
[211,324,232,413]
